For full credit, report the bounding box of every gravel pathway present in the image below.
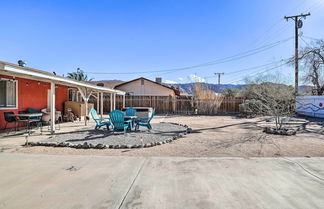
[37,123,188,148]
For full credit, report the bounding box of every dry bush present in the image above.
[193,83,224,114]
[240,76,295,130]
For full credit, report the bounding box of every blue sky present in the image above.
[1,0,323,84]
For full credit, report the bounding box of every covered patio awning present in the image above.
[0,61,126,134]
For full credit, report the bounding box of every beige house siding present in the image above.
[115,79,175,96]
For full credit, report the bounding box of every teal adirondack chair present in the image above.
[135,109,155,130]
[125,107,136,116]
[90,108,111,130]
[109,110,132,134]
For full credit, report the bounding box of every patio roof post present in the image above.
[78,87,92,126]
[100,92,104,117]
[97,92,99,112]
[123,94,126,108]
[113,93,116,110]
[50,82,56,134]
[110,93,113,112]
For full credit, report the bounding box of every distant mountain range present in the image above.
[96,79,314,95]
[165,83,315,95]
[164,83,247,95]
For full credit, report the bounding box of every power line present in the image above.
[203,59,288,80]
[250,0,308,47]
[303,35,322,41]
[85,37,293,75]
[300,35,311,47]
[225,61,288,84]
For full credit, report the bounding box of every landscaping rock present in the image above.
[82,142,90,149]
[96,144,104,149]
[36,122,191,149]
[263,127,297,136]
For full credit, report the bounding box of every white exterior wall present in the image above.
[296,96,324,118]
[116,79,175,96]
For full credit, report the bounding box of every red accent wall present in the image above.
[0,75,69,129]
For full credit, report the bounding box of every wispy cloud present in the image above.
[188,74,205,83]
[164,79,178,84]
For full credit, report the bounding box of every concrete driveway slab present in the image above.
[0,153,144,209]
[122,157,324,209]
[0,154,324,209]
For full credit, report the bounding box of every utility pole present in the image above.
[284,13,310,96]
[214,72,224,85]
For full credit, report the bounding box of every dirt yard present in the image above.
[4,115,324,157]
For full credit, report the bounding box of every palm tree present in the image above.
[67,68,93,81]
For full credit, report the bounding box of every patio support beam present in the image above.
[123,94,126,108]
[97,92,99,112]
[100,92,104,117]
[113,93,116,110]
[78,87,92,126]
[110,93,113,112]
[50,82,56,134]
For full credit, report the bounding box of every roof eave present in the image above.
[0,62,125,95]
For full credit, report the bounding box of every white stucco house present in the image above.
[93,77,180,97]
[115,77,179,97]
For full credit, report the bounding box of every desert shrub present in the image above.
[239,99,263,117]
[239,80,295,130]
[221,88,240,97]
[193,83,224,114]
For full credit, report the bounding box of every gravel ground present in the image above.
[40,123,187,147]
[4,115,324,157]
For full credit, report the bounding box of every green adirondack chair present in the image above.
[125,107,136,116]
[109,110,132,134]
[90,108,111,130]
[135,109,155,130]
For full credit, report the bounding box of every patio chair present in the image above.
[125,107,136,116]
[109,110,132,134]
[135,109,156,130]
[3,112,18,133]
[90,108,111,130]
[18,111,43,133]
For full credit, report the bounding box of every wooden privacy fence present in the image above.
[89,95,245,115]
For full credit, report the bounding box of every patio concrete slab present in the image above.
[0,153,145,209]
[0,154,324,209]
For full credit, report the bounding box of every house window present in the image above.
[68,88,76,102]
[141,79,144,85]
[68,88,82,102]
[0,79,18,109]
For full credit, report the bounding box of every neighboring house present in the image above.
[92,77,180,97]
[0,60,124,131]
[91,80,124,89]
